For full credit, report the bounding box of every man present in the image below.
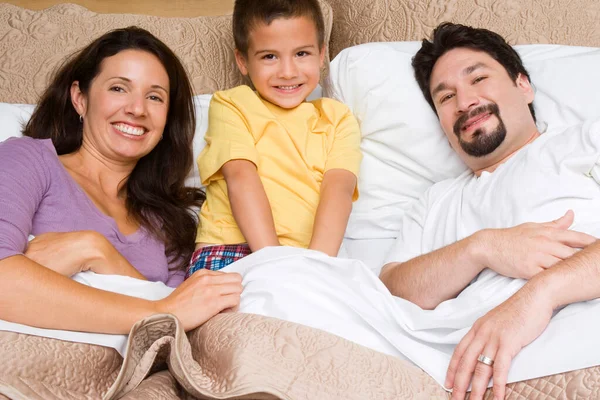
[379,22,600,400]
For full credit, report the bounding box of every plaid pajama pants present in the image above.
[185,243,251,278]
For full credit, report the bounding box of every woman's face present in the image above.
[72,49,170,164]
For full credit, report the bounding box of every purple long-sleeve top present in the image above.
[0,137,185,287]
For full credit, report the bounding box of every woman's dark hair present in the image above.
[412,22,536,122]
[233,0,326,56]
[23,26,205,272]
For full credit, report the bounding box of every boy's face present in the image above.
[235,16,325,109]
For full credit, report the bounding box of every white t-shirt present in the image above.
[386,119,600,263]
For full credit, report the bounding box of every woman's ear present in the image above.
[70,81,87,117]
[234,49,249,76]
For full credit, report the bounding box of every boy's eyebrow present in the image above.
[431,62,488,98]
[110,76,168,94]
[254,44,318,56]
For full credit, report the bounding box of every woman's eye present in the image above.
[148,95,164,103]
[110,86,125,93]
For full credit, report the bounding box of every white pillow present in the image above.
[0,96,212,189]
[0,103,35,142]
[331,42,600,239]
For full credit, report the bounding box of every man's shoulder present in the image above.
[427,170,475,198]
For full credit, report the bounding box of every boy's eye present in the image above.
[262,54,276,60]
[473,76,487,84]
[296,51,309,57]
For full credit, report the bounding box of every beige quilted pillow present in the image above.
[327,0,600,59]
[0,2,332,104]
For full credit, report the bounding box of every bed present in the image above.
[1,1,600,399]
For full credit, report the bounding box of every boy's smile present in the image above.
[235,16,324,109]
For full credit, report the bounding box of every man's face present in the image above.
[429,48,536,172]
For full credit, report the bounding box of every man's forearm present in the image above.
[530,238,600,309]
[380,231,488,309]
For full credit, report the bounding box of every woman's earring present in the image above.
[79,115,83,123]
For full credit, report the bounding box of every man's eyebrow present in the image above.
[111,76,168,94]
[463,62,487,76]
[431,82,448,98]
[430,62,488,99]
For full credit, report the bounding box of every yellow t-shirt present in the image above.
[196,85,362,248]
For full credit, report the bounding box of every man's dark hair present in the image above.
[412,22,536,122]
[233,0,325,56]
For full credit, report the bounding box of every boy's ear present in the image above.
[319,45,326,68]
[234,49,249,76]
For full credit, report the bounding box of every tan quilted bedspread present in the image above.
[1,313,599,400]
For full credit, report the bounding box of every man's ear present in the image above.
[234,49,249,76]
[516,73,535,105]
[70,81,87,117]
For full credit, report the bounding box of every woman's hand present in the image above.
[25,231,146,279]
[155,269,243,331]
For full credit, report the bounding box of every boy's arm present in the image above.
[309,169,357,256]
[222,159,280,252]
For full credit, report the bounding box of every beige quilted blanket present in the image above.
[1,313,599,400]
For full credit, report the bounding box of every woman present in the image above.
[0,27,242,333]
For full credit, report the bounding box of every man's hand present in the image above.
[446,284,554,399]
[481,210,595,279]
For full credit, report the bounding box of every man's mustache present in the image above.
[454,103,500,137]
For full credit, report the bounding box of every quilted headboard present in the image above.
[1,0,598,103]
[0,1,332,103]
[327,0,600,58]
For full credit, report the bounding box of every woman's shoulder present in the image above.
[0,137,58,190]
[0,136,54,153]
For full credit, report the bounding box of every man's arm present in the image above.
[309,169,357,256]
[381,210,595,309]
[380,232,487,310]
[447,237,600,400]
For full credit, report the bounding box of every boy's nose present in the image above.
[278,59,299,79]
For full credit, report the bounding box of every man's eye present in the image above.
[473,76,487,84]
[440,93,454,104]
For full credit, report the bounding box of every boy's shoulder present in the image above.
[308,97,353,121]
[214,85,258,103]
[310,96,350,111]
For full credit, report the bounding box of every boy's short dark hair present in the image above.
[412,22,536,122]
[233,0,325,56]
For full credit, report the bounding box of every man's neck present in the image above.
[473,129,541,176]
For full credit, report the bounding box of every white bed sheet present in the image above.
[339,237,395,275]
